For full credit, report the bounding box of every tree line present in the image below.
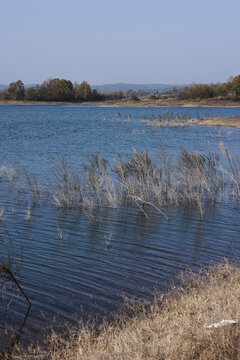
[0,79,124,102]
[1,75,240,102]
[177,75,240,101]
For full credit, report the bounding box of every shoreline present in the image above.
[9,262,240,360]
[143,115,240,130]
[190,115,240,129]
[1,98,240,107]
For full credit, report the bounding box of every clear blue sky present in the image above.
[0,0,239,85]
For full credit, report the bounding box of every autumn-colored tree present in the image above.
[216,83,228,97]
[0,89,8,100]
[187,84,216,99]
[38,78,74,101]
[106,91,124,100]
[91,89,105,101]
[75,81,92,101]
[7,80,25,100]
[128,91,140,101]
[25,85,40,101]
[231,75,240,100]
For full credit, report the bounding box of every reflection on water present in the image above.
[1,202,240,347]
[0,105,240,347]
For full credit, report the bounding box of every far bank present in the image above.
[1,97,240,107]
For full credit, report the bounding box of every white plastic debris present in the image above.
[205,320,237,329]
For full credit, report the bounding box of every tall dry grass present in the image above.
[140,111,225,129]
[7,261,240,360]
[0,163,16,183]
[83,154,117,208]
[51,155,83,209]
[0,144,239,218]
[219,141,240,197]
[141,111,193,127]
[114,147,225,217]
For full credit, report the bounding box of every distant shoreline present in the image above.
[1,98,240,107]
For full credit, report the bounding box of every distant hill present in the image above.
[25,84,38,88]
[91,83,185,93]
[0,83,37,90]
[0,82,187,94]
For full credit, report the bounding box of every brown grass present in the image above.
[190,115,240,129]
[1,145,239,218]
[142,114,240,130]
[7,261,240,360]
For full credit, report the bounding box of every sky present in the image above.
[0,0,240,85]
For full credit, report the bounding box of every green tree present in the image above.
[7,80,25,100]
[75,81,92,101]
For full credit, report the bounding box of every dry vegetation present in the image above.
[0,144,240,219]
[4,261,240,360]
[190,115,240,129]
[141,113,240,129]
[1,147,240,358]
[141,112,193,127]
[1,97,240,107]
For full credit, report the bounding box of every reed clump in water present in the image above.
[9,261,240,360]
[114,148,225,217]
[83,154,117,208]
[0,163,42,209]
[50,146,227,218]
[141,111,215,128]
[141,111,192,127]
[0,144,238,218]
[0,163,17,183]
[219,141,240,197]
[0,208,7,222]
[175,150,225,215]
[22,168,41,207]
[52,155,83,209]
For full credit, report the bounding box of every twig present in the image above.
[3,266,31,307]
[129,195,168,219]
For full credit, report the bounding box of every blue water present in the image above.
[1,105,240,176]
[0,105,240,347]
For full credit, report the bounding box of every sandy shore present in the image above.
[190,115,240,129]
[1,98,240,107]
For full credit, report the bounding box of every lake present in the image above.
[0,105,240,348]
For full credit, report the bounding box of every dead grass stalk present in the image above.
[9,261,240,360]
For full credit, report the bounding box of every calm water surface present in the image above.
[0,105,240,347]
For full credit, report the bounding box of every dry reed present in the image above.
[51,155,83,209]
[141,111,192,127]
[8,261,240,360]
[0,163,17,183]
[0,144,239,219]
